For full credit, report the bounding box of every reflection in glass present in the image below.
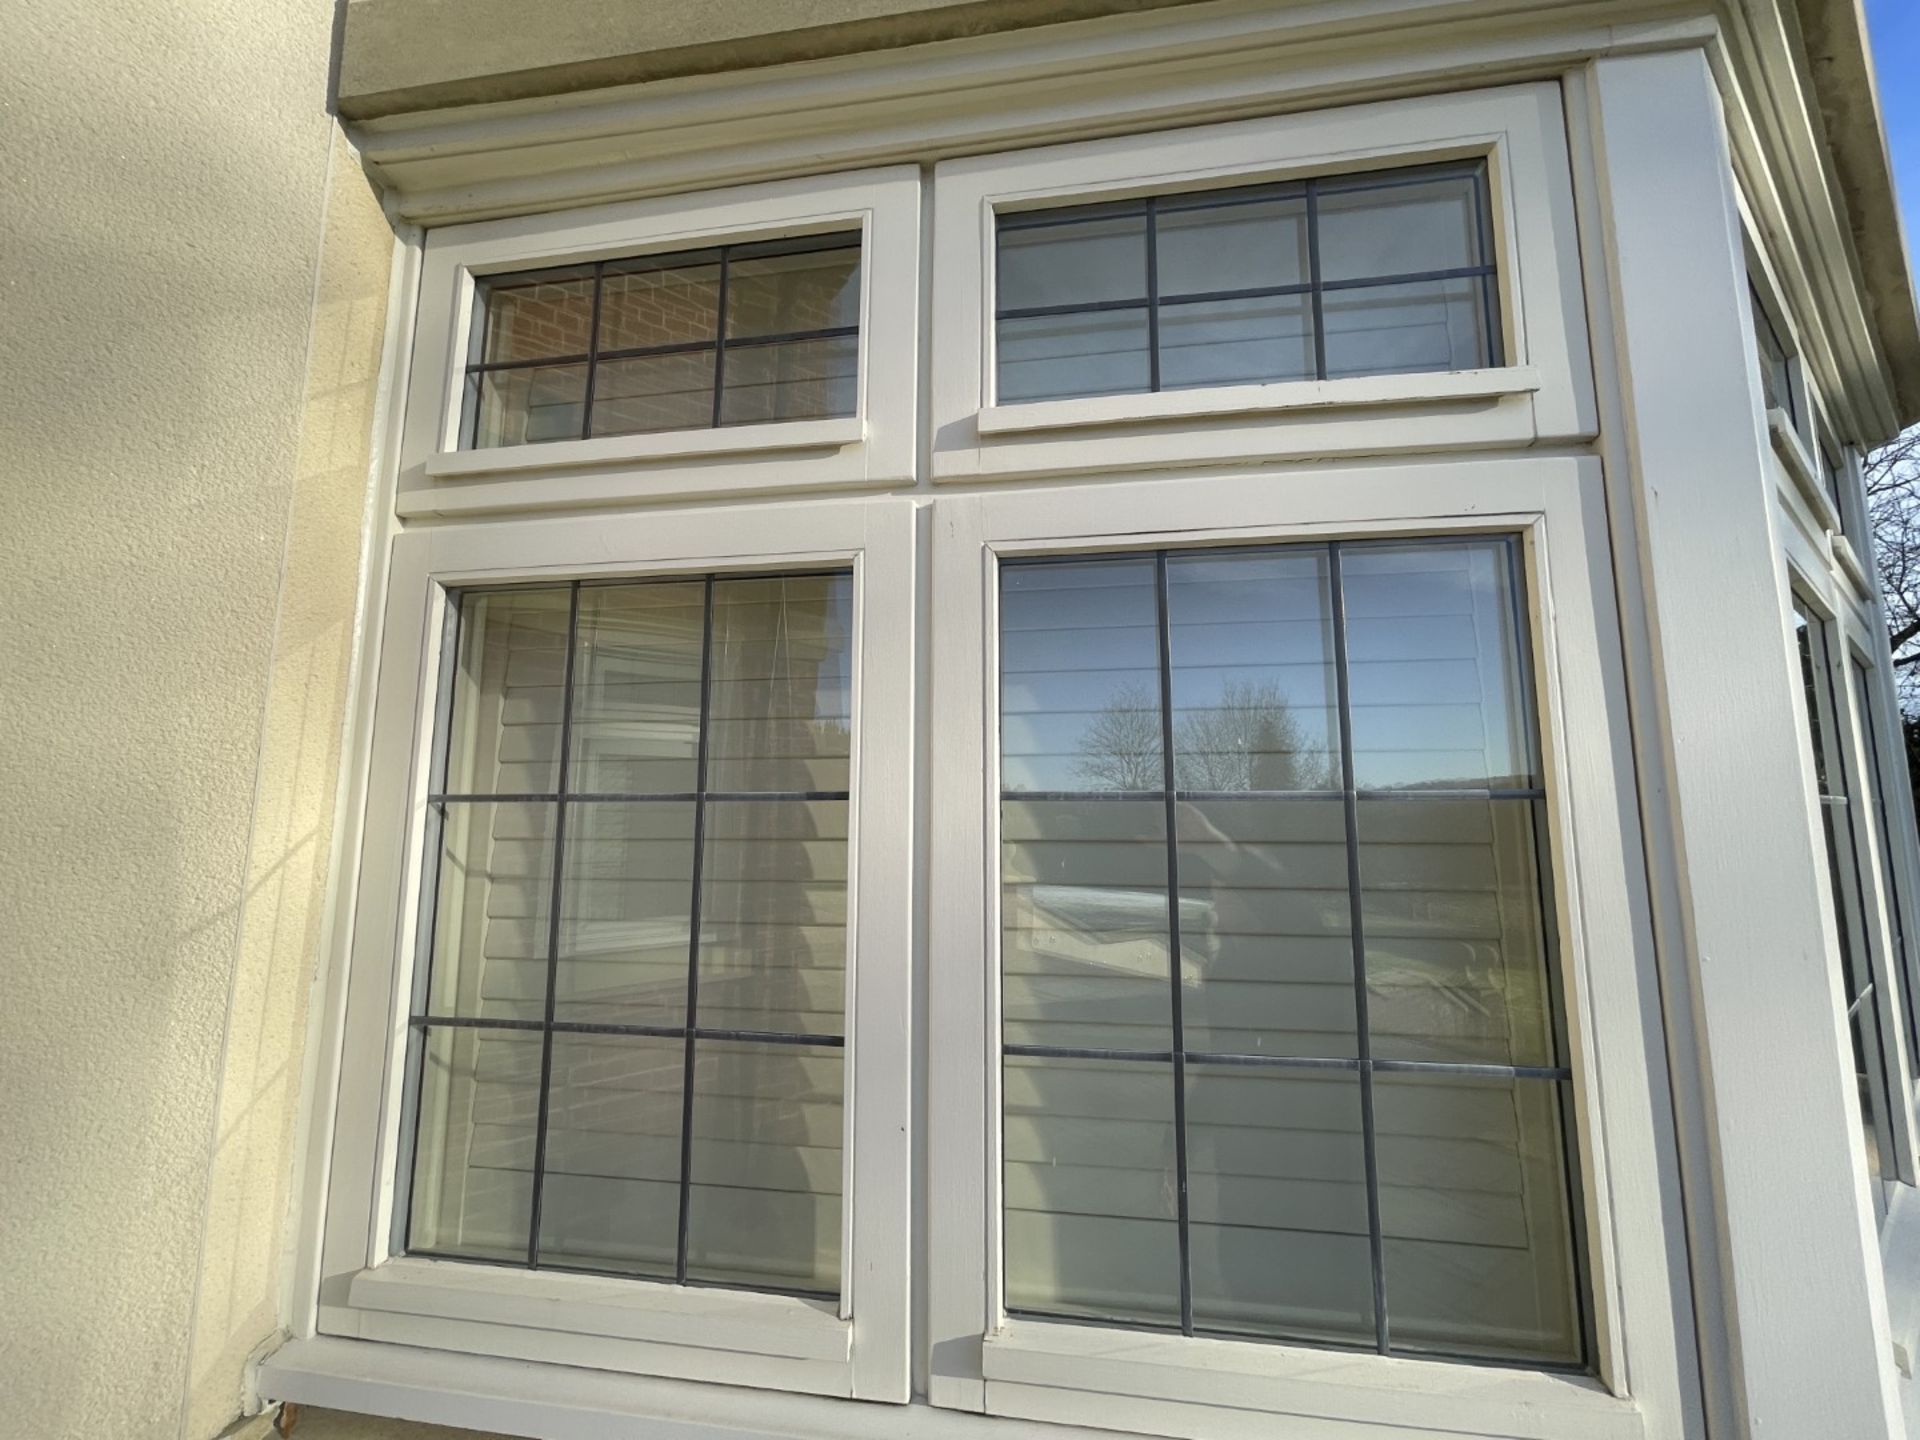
[408,1026,542,1261]
[568,581,704,795]
[405,570,853,1299]
[993,163,1497,405]
[699,800,848,1038]
[553,802,695,1027]
[460,236,860,448]
[720,335,859,426]
[997,209,1148,312]
[1186,1065,1374,1342]
[1373,1071,1580,1364]
[536,1032,685,1275]
[1321,277,1492,381]
[998,309,1152,403]
[1004,1053,1182,1326]
[424,802,556,1022]
[1001,558,1162,793]
[1315,171,1484,283]
[1165,547,1337,790]
[684,1041,844,1292]
[996,537,1583,1366]
[1358,798,1556,1068]
[1176,799,1354,1058]
[1003,799,1172,1052]
[444,587,572,795]
[707,573,854,793]
[1339,540,1533,790]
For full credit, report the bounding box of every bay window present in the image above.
[298,83,1700,1440]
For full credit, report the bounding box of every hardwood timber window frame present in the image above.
[928,460,1693,1440]
[396,167,922,518]
[315,498,915,1401]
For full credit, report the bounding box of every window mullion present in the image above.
[525,580,584,1267]
[711,250,733,429]
[1327,542,1390,1355]
[1151,551,1192,1334]
[579,262,607,441]
[675,577,720,1284]
[1144,198,1163,394]
[1305,179,1328,382]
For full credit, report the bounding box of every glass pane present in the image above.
[1321,276,1492,380]
[707,573,855,793]
[719,335,858,426]
[725,243,861,338]
[478,272,594,363]
[1158,295,1315,391]
[1165,547,1337,791]
[1156,193,1308,297]
[1316,170,1484,283]
[997,308,1152,403]
[1358,798,1556,1068]
[1000,557,1162,793]
[997,210,1148,312]
[1004,1054,1181,1325]
[424,802,556,1023]
[471,362,589,448]
[552,801,695,1028]
[1002,799,1172,1052]
[1339,540,1534,790]
[683,1040,843,1293]
[407,1025,540,1262]
[1176,800,1355,1059]
[589,352,716,437]
[568,580,705,796]
[597,255,721,352]
[445,587,572,796]
[536,1032,684,1276]
[698,800,848,1038]
[1374,1072,1581,1365]
[1852,1012,1891,1186]
[1186,1064,1375,1343]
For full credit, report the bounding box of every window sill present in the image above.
[345,1257,849,1362]
[423,416,866,480]
[979,1319,1643,1440]
[1769,407,1841,534]
[976,366,1542,437]
[1833,530,1873,599]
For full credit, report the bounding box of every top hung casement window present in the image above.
[994,162,1500,405]
[462,235,861,449]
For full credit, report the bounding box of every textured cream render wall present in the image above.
[0,3,393,1437]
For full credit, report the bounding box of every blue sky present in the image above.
[1866,0,1920,264]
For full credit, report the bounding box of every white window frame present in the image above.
[315,495,916,1401]
[928,84,1596,484]
[926,458,1694,1440]
[397,168,921,518]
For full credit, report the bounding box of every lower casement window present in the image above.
[316,498,914,1401]
[928,459,1694,1439]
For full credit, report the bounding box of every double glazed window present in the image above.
[404,572,853,1294]
[1794,599,1899,1195]
[462,234,861,449]
[994,162,1500,404]
[997,536,1583,1365]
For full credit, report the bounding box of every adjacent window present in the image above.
[462,234,861,449]
[994,162,1500,404]
[403,571,854,1295]
[1816,410,1850,530]
[1794,599,1898,1196]
[1853,657,1917,1075]
[996,535,1584,1366]
[1750,279,1799,433]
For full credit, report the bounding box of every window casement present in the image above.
[928,460,1694,1439]
[1794,596,1901,1205]
[929,83,1596,483]
[396,167,921,518]
[1848,655,1919,1080]
[317,498,914,1400]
